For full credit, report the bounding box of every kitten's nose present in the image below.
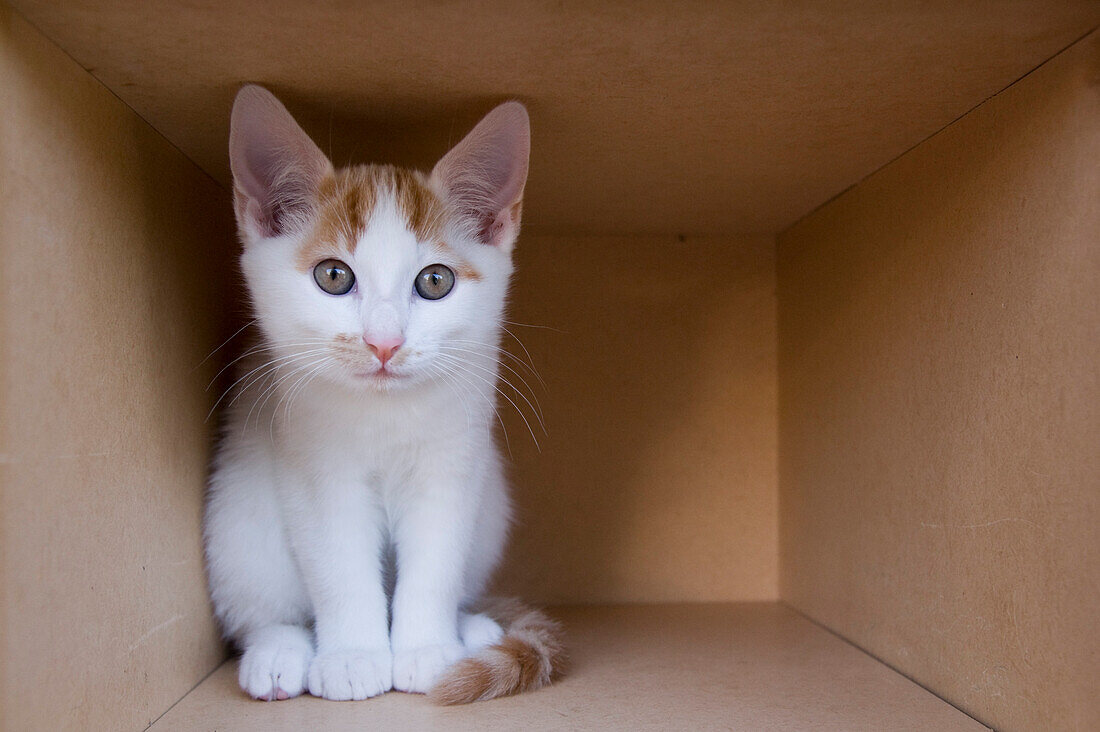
[364,335,404,366]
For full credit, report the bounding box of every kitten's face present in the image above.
[242,166,512,392]
[228,87,529,394]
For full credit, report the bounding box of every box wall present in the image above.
[778,31,1099,731]
[0,7,234,730]
[496,234,778,603]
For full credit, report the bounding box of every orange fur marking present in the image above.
[456,264,483,282]
[428,241,483,282]
[429,599,565,705]
[295,165,447,271]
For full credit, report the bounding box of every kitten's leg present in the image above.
[279,469,393,701]
[458,612,503,653]
[390,463,481,693]
[205,446,314,701]
[457,460,510,655]
[461,457,511,601]
[453,460,508,651]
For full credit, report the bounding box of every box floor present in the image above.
[149,604,987,730]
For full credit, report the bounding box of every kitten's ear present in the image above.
[229,85,333,239]
[431,102,530,251]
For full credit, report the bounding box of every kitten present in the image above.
[203,85,563,704]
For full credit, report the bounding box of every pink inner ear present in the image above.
[431,102,530,246]
[229,85,332,237]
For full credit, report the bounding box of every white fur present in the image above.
[458,612,505,653]
[205,91,527,701]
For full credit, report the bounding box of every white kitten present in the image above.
[203,86,562,704]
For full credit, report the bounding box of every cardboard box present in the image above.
[2,2,1096,729]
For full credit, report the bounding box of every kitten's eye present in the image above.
[414,264,455,300]
[313,259,355,295]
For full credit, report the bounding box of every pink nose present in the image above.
[364,336,404,366]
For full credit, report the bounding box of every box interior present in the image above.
[2,2,1097,730]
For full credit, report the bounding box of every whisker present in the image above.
[286,357,337,416]
[425,362,476,433]
[497,325,545,387]
[436,353,542,451]
[207,351,301,422]
[205,339,336,391]
[226,348,332,405]
[447,338,546,388]
[428,359,513,456]
[208,348,331,422]
[438,346,545,420]
[247,355,331,431]
[276,364,319,427]
[194,318,258,370]
[437,347,545,426]
[272,357,336,439]
[502,319,567,334]
[438,344,545,417]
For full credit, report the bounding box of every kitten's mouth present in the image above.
[337,351,413,387]
[338,354,403,382]
[353,368,403,382]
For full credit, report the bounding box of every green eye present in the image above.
[313,259,355,295]
[415,264,456,300]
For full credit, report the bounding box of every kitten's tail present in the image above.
[429,598,565,705]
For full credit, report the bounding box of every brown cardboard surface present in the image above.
[495,235,777,603]
[9,1,1100,235]
[147,603,989,731]
[2,0,1098,728]
[778,31,1100,732]
[0,7,235,730]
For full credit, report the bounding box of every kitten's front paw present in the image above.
[239,629,313,701]
[460,612,504,653]
[392,643,467,693]
[307,649,393,700]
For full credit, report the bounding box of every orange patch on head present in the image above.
[391,167,446,242]
[295,165,447,271]
[296,170,371,270]
[428,241,483,282]
[456,264,483,282]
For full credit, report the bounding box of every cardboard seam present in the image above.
[778,23,1100,239]
[777,601,994,730]
[6,3,231,195]
[142,660,225,731]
